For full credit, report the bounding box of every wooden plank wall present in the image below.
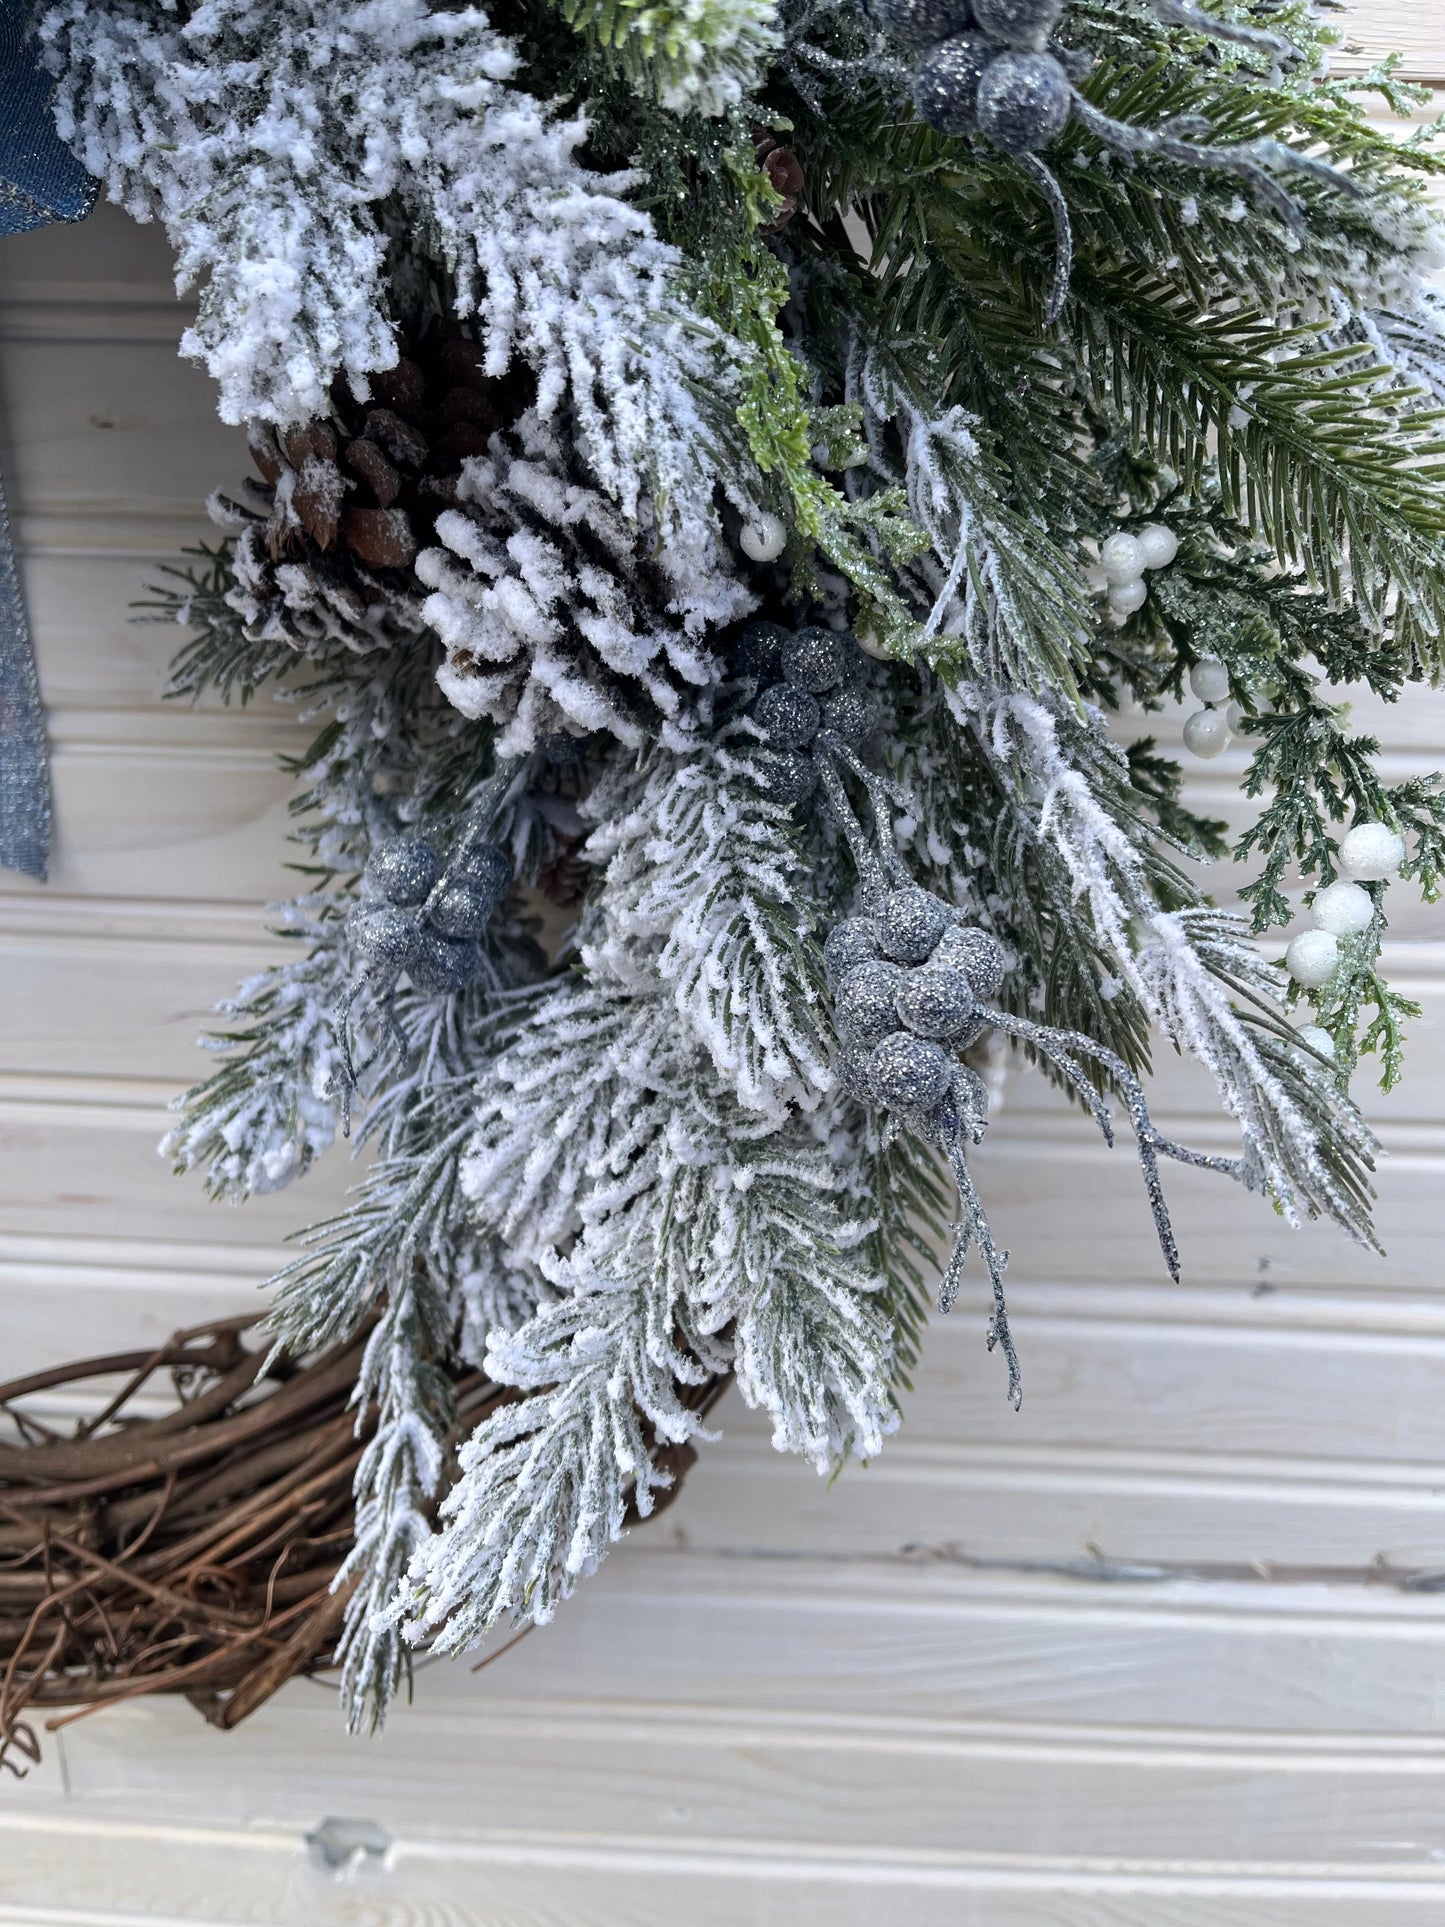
[2,9,1444,1917]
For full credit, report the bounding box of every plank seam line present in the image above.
[4,1813,1445,1891]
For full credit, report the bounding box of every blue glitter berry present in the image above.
[895,962,980,1042]
[865,1032,953,1114]
[755,747,818,807]
[427,876,497,940]
[932,924,1005,999]
[367,836,440,907]
[408,927,483,995]
[819,685,877,747]
[453,841,511,901]
[912,32,992,136]
[976,50,1072,155]
[348,902,422,974]
[877,0,975,52]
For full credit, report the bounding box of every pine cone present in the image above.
[215,328,532,655]
[415,407,753,754]
[754,129,804,236]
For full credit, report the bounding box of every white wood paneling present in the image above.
[2,9,1445,1913]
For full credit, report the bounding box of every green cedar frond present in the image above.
[551,0,779,113]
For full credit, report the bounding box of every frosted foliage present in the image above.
[404,970,894,1646]
[332,1280,450,1732]
[399,741,900,1646]
[40,0,736,530]
[582,744,833,1114]
[417,411,752,750]
[160,923,342,1196]
[946,682,1379,1241]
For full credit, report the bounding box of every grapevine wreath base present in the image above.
[0,1313,718,1771]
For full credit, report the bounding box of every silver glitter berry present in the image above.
[733,620,790,683]
[836,959,909,1050]
[824,916,883,979]
[367,836,440,907]
[877,0,975,52]
[837,1051,875,1102]
[819,685,877,747]
[911,32,992,136]
[971,0,1065,49]
[878,886,951,963]
[756,747,818,806]
[408,927,483,995]
[753,682,822,750]
[865,1032,953,1113]
[348,901,422,973]
[453,842,511,900]
[427,875,497,939]
[975,50,1072,155]
[781,626,849,694]
[895,962,981,1042]
[933,924,1006,999]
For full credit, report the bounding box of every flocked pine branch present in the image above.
[402,980,894,1648]
[583,740,835,1114]
[936,680,1380,1242]
[39,0,748,543]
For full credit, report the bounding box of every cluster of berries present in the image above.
[347,832,511,1002]
[731,620,879,806]
[886,0,1080,153]
[824,886,1005,1140]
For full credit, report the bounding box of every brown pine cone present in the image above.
[754,128,804,236]
[537,840,592,909]
[216,328,533,655]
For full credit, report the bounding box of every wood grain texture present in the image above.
[4,34,1445,1910]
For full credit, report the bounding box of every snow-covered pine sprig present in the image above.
[38,0,745,544]
[392,740,907,1649]
[401,978,896,1649]
[582,740,835,1115]
[897,679,1380,1244]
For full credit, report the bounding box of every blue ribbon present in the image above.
[1,0,98,880]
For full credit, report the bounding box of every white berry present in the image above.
[1108,577,1148,615]
[854,623,890,661]
[1310,879,1374,937]
[1226,702,1247,733]
[1339,821,1405,883]
[1135,523,1179,570]
[1182,707,1229,758]
[1285,928,1340,989]
[1296,1024,1336,1061]
[740,513,787,562]
[1100,533,1145,584]
[1188,658,1231,704]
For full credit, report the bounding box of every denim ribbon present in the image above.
[1,1,98,879]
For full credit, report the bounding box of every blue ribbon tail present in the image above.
[0,463,49,880]
[0,0,101,879]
